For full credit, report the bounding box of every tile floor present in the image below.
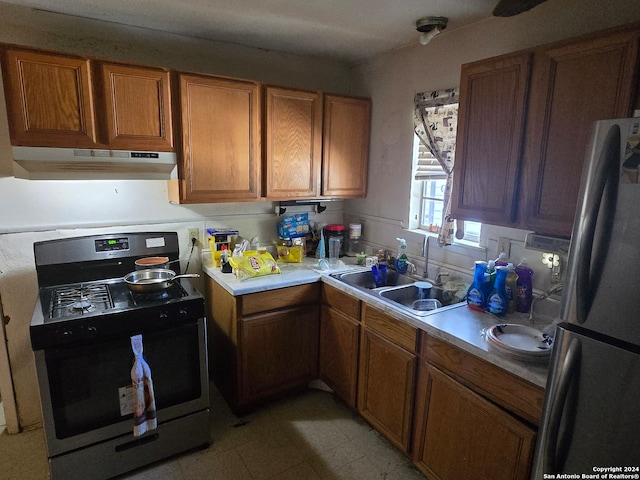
[0,385,428,480]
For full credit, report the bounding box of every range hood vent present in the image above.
[12,146,177,180]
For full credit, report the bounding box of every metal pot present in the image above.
[134,256,180,270]
[124,268,200,293]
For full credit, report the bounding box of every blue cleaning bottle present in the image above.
[467,261,488,311]
[487,266,509,316]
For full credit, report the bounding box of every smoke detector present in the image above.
[416,16,448,45]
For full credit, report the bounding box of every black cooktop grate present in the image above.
[50,283,113,319]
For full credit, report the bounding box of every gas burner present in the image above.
[50,283,113,319]
[69,298,96,314]
[130,284,187,305]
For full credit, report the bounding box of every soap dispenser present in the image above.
[395,238,408,274]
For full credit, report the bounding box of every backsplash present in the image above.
[344,212,568,295]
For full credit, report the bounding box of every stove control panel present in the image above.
[95,237,130,252]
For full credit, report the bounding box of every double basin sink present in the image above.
[330,269,465,317]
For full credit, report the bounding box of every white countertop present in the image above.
[203,257,551,388]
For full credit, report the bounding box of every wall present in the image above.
[346,0,640,286]
[0,2,350,429]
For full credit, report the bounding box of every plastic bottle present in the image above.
[487,266,509,316]
[505,263,518,314]
[494,252,509,267]
[316,228,326,259]
[483,260,496,300]
[515,258,534,313]
[220,244,229,265]
[395,238,408,274]
[220,245,232,273]
[467,261,488,311]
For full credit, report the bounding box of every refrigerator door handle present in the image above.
[539,337,581,475]
[576,124,620,323]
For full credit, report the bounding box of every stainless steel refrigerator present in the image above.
[531,118,640,479]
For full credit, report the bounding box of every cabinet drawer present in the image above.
[241,283,320,316]
[363,304,418,354]
[423,336,544,426]
[321,284,360,319]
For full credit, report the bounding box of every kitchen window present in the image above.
[413,135,481,242]
[412,88,481,244]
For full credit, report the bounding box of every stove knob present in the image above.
[179,308,188,318]
[86,326,98,338]
[61,330,73,341]
[159,311,169,320]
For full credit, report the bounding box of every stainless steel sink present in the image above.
[330,269,466,317]
[330,270,416,290]
[377,284,466,317]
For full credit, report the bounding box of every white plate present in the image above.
[486,323,553,355]
[486,339,551,363]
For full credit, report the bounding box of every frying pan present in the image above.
[134,256,181,270]
[124,268,200,293]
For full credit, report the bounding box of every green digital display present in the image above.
[108,239,117,245]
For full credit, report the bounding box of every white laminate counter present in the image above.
[203,257,551,389]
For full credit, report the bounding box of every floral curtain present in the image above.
[413,88,459,246]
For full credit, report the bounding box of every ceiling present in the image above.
[2,0,504,62]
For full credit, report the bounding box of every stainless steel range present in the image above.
[30,232,210,480]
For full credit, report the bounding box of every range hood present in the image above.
[11,146,178,180]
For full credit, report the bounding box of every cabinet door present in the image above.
[322,94,370,198]
[99,63,173,151]
[358,328,416,453]
[451,52,531,225]
[413,364,535,480]
[264,86,322,198]
[175,73,260,203]
[240,304,319,405]
[319,304,360,408]
[2,48,96,147]
[522,31,639,236]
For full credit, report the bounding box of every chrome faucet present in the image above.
[529,283,563,323]
[435,272,450,286]
[422,236,430,279]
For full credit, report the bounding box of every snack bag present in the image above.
[277,245,304,263]
[228,252,281,280]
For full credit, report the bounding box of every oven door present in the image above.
[34,318,209,457]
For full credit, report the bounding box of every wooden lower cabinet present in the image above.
[205,277,320,412]
[319,284,361,408]
[319,304,360,408]
[358,305,418,454]
[413,365,536,480]
[413,336,539,480]
[241,304,319,405]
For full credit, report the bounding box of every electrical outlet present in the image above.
[497,237,511,258]
[188,228,200,247]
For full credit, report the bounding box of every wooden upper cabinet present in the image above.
[97,62,173,151]
[264,86,322,199]
[452,23,640,236]
[451,52,531,225]
[1,48,174,152]
[172,73,260,203]
[521,30,639,237]
[322,94,370,198]
[1,48,96,148]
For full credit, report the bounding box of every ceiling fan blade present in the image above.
[492,0,548,17]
